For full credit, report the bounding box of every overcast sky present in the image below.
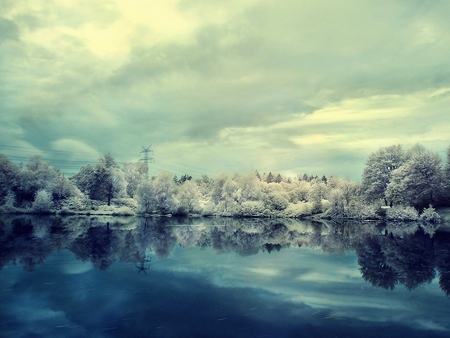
[1,0,450,179]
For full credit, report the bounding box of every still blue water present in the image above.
[0,215,449,337]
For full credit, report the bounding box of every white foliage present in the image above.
[32,189,53,213]
[178,180,202,214]
[386,206,419,221]
[136,180,157,214]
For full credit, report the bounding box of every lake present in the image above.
[0,215,449,337]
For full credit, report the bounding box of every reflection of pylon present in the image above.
[140,145,154,176]
[136,257,151,275]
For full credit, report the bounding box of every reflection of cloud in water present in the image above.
[151,245,450,335]
[61,261,93,274]
[245,267,280,276]
[415,320,449,332]
[296,268,362,283]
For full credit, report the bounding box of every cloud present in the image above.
[2,0,450,178]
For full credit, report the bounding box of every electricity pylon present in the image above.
[140,145,154,177]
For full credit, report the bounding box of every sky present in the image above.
[1,0,450,180]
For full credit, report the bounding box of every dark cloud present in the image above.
[0,18,19,43]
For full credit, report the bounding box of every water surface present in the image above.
[0,215,449,337]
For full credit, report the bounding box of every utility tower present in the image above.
[140,145,154,173]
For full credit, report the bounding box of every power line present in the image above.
[0,144,218,178]
[0,144,132,158]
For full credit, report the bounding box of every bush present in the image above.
[61,194,91,211]
[386,206,419,221]
[32,190,53,214]
[111,198,138,209]
[420,205,440,224]
[239,201,266,217]
[346,201,378,220]
[263,192,289,211]
[283,202,312,217]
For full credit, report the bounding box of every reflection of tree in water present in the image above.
[382,232,435,290]
[134,217,184,258]
[70,221,118,270]
[210,226,262,255]
[3,215,450,295]
[321,221,353,254]
[118,231,145,263]
[434,232,450,296]
[173,225,211,248]
[355,236,399,290]
[207,221,299,256]
[0,217,55,272]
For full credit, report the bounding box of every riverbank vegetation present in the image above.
[0,144,449,224]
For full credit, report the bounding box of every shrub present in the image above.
[61,194,91,211]
[263,192,289,211]
[239,201,266,217]
[32,190,53,214]
[420,205,441,224]
[283,202,312,217]
[111,198,138,209]
[386,205,419,221]
[346,201,378,220]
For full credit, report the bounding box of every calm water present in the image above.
[0,215,449,338]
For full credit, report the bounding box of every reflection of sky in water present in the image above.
[1,246,449,338]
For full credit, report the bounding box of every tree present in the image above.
[275,173,282,183]
[177,180,201,214]
[71,154,124,206]
[135,180,157,214]
[70,164,95,195]
[361,145,405,205]
[328,189,345,218]
[122,162,148,198]
[266,172,274,183]
[0,154,18,205]
[32,189,53,213]
[308,180,328,213]
[255,171,261,180]
[152,172,177,214]
[385,146,443,207]
[235,172,262,203]
[442,145,450,203]
[210,174,229,205]
[179,174,192,184]
[15,155,60,206]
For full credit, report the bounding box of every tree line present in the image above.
[0,143,449,219]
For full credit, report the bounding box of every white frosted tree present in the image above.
[177,180,202,214]
[135,180,157,214]
[308,180,328,213]
[385,147,443,207]
[15,155,59,205]
[361,145,405,206]
[152,172,177,214]
[235,172,262,203]
[122,162,148,198]
[32,189,53,213]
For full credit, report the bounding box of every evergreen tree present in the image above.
[275,173,282,183]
